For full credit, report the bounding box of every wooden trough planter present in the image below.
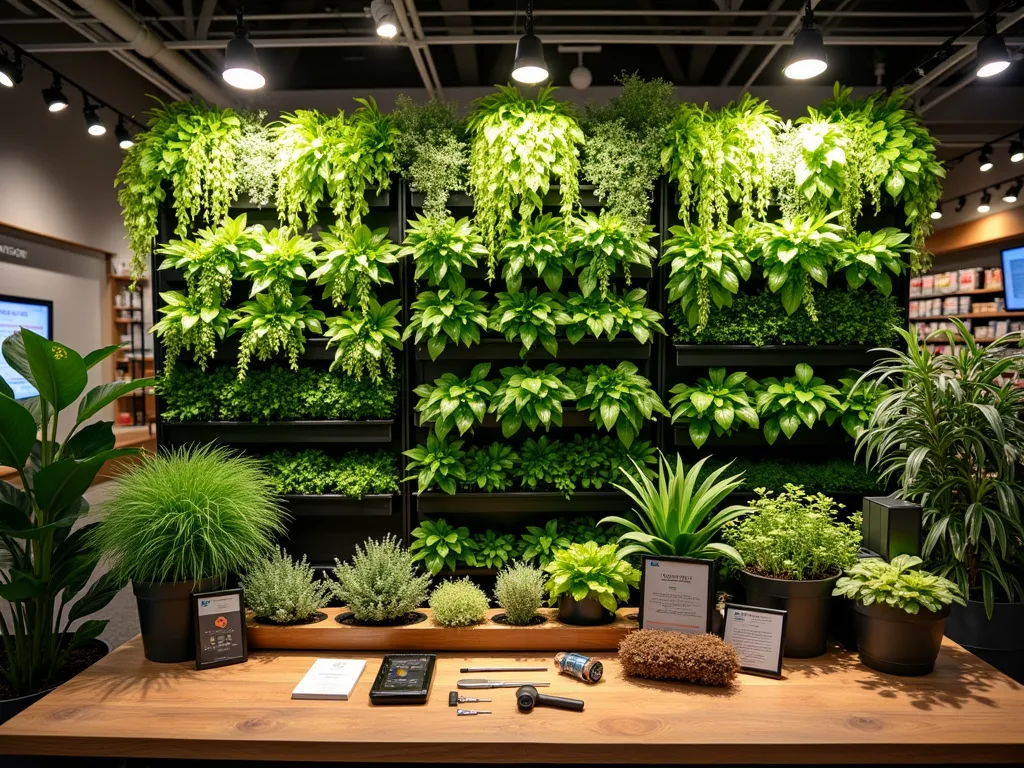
[247,607,638,652]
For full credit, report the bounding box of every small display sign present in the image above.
[192,588,247,670]
[637,555,715,635]
[722,603,787,678]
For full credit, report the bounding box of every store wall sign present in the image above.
[0,244,29,260]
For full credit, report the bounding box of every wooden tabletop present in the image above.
[1,637,1023,764]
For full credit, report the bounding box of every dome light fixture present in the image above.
[512,0,549,84]
[0,48,23,88]
[1003,179,1023,204]
[1010,135,1024,164]
[116,119,134,150]
[930,203,943,221]
[783,1,827,80]
[222,2,265,90]
[42,74,69,112]
[979,145,994,172]
[370,0,399,39]
[84,101,106,137]
[977,190,992,213]
[976,16,1011,78]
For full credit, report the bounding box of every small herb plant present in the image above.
[494,561,546,625]
[330,536,430,623]
[410,519,475,576]
[669,368,760,448]
[489,289,568,358]
[570,362,668,446]
[402,276,489,360]
[236,110,276,208]
[239,227,317,301]
[323,298,403,383]
[401,214,488,288]
[498,214,572,293]
[311,224,400,313]
[563,289,664,345]
[403,433,468,495]
[429,578,489,627]
[414,363,495,439]
[543,542,640,613]
[468,530,517,570]
[391,95,468,220]
[490,363,577,437]
[834,228,909,295]
[462,444,516,493]
[232,291,325,379]
[521,520,572,567]
[723,484,862,581]
[756,363,843,445]
[241,549,331,625]
[151,290,232,372]
[263,449,398,498]
[567,212,657,299]
[833,555,966,614]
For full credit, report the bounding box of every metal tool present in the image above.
[516,685,585,713]
[457,709,492,716]
[449,692,492,706]
[459,666,549,673]
[458,679,551,689]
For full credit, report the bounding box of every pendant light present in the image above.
[0,48,23,88]
[84,101,106,137]
[223,2,265,90]
[976,16,1010,78]
[930,204,943,221]
[116,119,134,150]
[42,74,69,112]
[1003,179,1022,204]
[1009,135,1024,164]
[512,1,549,84]
[370,0,399,39]
[979,145,994,172]
[977,190,992,213]
[784,2,827,80]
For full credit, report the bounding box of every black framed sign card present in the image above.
[193,588,247,670]
[637,555,715,634]
[722,603,787,678]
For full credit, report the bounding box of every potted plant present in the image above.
[330,536,431,626]
[857,322,1024,680]
[543,542,640,626]
[241,548,331,625]
[494,561,546,625]
[834,555,966,676]
[92,445,285,663]
[0,330,152,723]
[723,484,861,657]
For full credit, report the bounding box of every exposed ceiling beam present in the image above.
[404,0,443,98]
[688,0,743,85]
[182,0,195,39]
[439,0,478,86]
[718,0,786,86]
[391,0,435,98]
[634,0,684,85]
[196,0,216,41]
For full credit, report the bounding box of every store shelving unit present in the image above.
[108,264,153,426]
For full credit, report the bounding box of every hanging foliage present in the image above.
[232,291,325,379]
[311,224,401,314]
[566,212,657,299]
[235,110,277,208]
[156,213,257,306]
[467,85,584,277]
[401,214,489,289]
[324,298,403,383]
[238,227,317,302]
[151,290,232,372]
[498,214,572,293]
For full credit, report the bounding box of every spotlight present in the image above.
[370,0,399,39]
[976,17,1010,78]
[1010,136,1024,163]
[978,190,992,213]
[512,0,549,84]
[930,204,943,220]
[116,119,134,150]
[955,196,967,213]
[84,103,106,136]
[784,1,827,80]
[979,145,994,172]
[223,2,265,90]
[1003,179,1023,204]
[42,74,69,112]
[0,49,23,88]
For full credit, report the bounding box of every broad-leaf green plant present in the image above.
[402,276,489,360]
[413,363,496,439]
[467,530,517,569]
[401,214,488,288]
[410,518,475,575]
[521,519,572,567]
[834,554,965,615]
[239,226,317,301]
[543,542,640,613]
[669,368,760,448]
[403,433,468,495]
[833,227,910,296]
[756,363,843,444]
[232,291,325,379]
[156,213,256,305]
[826,374,887,440]
[489,288,569,358]
[497,214,572,293]
[567,212,657,299]
[461,443,517,493]
[323,298,402,383]
[151,290,233,372]
[490,363,576,437]
[563,288,665,345]
[311,224,400,314]
[570,362,668,446]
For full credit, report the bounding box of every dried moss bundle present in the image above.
[618,630,739,686]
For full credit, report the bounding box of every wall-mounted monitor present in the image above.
[0,294,54,400]
[1002,245,1024,311]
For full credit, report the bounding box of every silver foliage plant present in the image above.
[235,110,277,208]
[330,535,431,623]
[493,560,545,625]
[241,548,331,624]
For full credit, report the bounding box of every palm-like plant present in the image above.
[402,276,489,360]
[669,368,760,448]
[498,214,573,293]
[323,298,402,383]
[567,212,657,298]
[231,291,325,379]
[833,227,910,296]
[400,214,488,288]
[856,321,1024,615]
[489,288,569,358]
[239,226,317,301]
[311,224,400,313]
[602,454,749,566]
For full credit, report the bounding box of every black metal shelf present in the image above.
[281,494,395,517]
[414,408,593,430]
[416,490,632,517]
[673,344,888,368]
[416,338,652,361]
[412,186,601,210]
[209,336,335,363]
[673,425,847,448]
[162,419,395,444]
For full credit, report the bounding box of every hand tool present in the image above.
[516,685,585,713]
[459,666,548,673]
[458,679,551,689]
[456,709,492,716]
[449,692,492,706]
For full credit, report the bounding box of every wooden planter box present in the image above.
[246,607,637,652]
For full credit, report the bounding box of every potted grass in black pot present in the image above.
[543,542,640,626]
[833,554,966,675]
[93,445,286,663]
[725,485,862,658]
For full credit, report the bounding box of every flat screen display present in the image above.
[1002,246,1024,311]
[0,295,53,400]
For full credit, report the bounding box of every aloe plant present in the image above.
[414,363,496,439]
[311,224,400,313]
[756,363,843,444]
[489,289,569,358]
[402,276,489,360]
[323,298,402,383]
[669,368,760,448]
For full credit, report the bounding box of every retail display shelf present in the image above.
[673,344,887,367]
[674,425,847,448]
[913,287,1003,299]
[161,420,394,444]
[280,493,394,517]
[413,408,593,430]
[416,490,631,517]
[910,311,1024,321]
[416,337,651,361]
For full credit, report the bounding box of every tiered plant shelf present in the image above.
[416,338,652,361]
[281,494,395,517]
[161,420,394,444]
[416,491,632,517]
[414,408,593,430]
[673,425,848,448]
[674,344,888,368]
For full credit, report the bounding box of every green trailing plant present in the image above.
[429,578,489,627]
[410,518,475,575]
[521,519,572,567]
[570,362,668,446]
[156,214,256,305]
[468,530,517,570]
[92,444,285,584]
[311,224,401,313]
[241,548,331,625]
[582,73,676,234]
[466,85,584,275]
[116,100,242,283]
[662,94,779,231]
[756,363,843,445]
[661,223,753,334]
[239,226,317,301]
[490,363,577,437]
[723,484,862,580]
[516,436,570,494]
[826,374,888,440]
[392,95,468,220]
[602,454,748,565]
[493,561,545,624]
[856,322,1024,615]
[563,288,664,345]
[232,291,325,379]
[401,214,488,288]
[543,542,640,613]
[497,214,573,293]
[669,368,760,448]
[235,110,277,208]
[263,449,398,497]
[834,554,966,614]
[330,535,430,623]
[151,290,233,372]
[833,228,910,296]
[461,443,517,493]
[753,212,844,321]
[402,276,489,360]
[489,289,568,358]
[0,331,151,697]
[567,212,657,299]
[403,433,468,495]
[414,363,495,439]
[323,298,402,384]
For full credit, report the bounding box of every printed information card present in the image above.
[722,603,787,678]
[638,555,715,634]
[193,588,247,670]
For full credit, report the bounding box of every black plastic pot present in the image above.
[557,596,614,626]
[741,570,840,658]
[945,600,1024,683]
[133,578,221,663]
[0,639,109,726]
[853,602,949,676]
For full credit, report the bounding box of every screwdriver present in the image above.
[457,709,492,716]
[449,692,492,706]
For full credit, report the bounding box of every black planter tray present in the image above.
[725,490,870,508]
[436,264,654,282]
[208,336,334,363]
[161,419,394,444]
[673,425,847,448]
[673,344,888,368]
[416,491,632,516]
[412,186,601,210]
[414,408,593,430]
[281,493,394,517]
[416,338,651,361]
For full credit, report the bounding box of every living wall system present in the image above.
[124,80,942,581]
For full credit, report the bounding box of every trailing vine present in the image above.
[232,291,325,380]
[311,224,401,314]
[567,212,657,299]
[235,110,277,208]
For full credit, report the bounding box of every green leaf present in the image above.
[21,328,88,410]
[0,393,36,470]
[83,344,123,370]
[0,569,45,601]
[63,421,116,459]
[34,449,137,517]
[68,570,125,622]
[77,378,156,425]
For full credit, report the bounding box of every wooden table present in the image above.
[1,637,1023,764]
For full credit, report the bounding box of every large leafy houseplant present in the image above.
[232,291,325,379]
[402,276,489,360]
[413,363,496,439]
[401,215,488,289]
[856,322,1024,615]
[489,289,568,358]
[562,288,664,345]
[311,224,400,314]
[0,331,152,696]
[567,212,657,299]
[669,368,760,448]
[151,290,233,372]
[323,298,403,383]
[570,362,668,446]
[543,541,640,615]
[756,363,843,445]
[490,363,576,438]
[497,214,572,293]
